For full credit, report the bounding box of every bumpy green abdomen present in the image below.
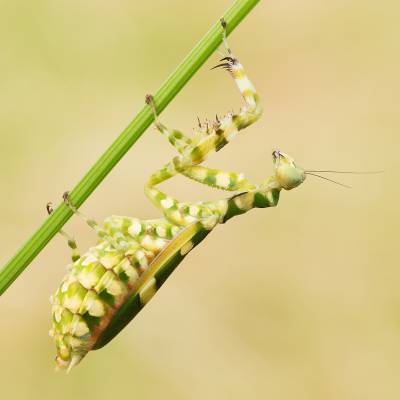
[50,216,179,371]
[50,212,215,371]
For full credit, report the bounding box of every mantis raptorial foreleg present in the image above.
[212,18,262,130]
[145,97,255,192]
[144,19,262,201]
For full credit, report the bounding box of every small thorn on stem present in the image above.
[197,116,201,128]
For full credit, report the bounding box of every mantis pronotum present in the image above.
[49,19,361,372]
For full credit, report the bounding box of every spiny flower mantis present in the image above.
[48,19,368,372]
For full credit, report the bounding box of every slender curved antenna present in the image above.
[306,173,351,189]
[306,170,383,174]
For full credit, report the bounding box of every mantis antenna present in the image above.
[305,173,352,188]
[306,170,383,174]
[304,170,383,188]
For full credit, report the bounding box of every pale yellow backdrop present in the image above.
[0,1,398,399]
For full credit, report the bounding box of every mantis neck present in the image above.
[221,177,281,224]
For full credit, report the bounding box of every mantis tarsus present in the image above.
[49,19,369,372]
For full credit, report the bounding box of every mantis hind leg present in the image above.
[46,202,80,262]
[62,192,125,250]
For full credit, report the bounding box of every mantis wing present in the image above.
[93,221,213,349]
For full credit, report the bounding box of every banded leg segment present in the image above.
[63,192,124,250]
[159,125,192,154]
[144,185,189,226]
[221,187,281,224]
[146,155,186,188]
[145,183,221,228]
[211,60,262,133]
[181,165,256,191]
[213,19,262,131]
[230,59,262,129]
[145,94,192,154]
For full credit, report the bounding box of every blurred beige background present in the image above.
[0,0,398,399]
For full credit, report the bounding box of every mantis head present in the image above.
[271,150,381,190]
[272,150,306,190]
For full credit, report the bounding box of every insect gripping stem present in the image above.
[0,0,261,296]
[48,17,314,372]
[48,4,380,373]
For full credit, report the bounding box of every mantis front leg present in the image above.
[213,18,262,131]
[145,18,262,208]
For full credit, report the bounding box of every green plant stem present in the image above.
[0,0,260,296]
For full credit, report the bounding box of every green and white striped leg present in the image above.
[220,187,281,224]
[213,19,262,131]
[144,147,254,214]
[181,165,256,191]
[145,148,200,189]
[144,181,222,227]
[144,21,263,214]
[62,192,123,250]
[145,22,263,193]
[144,132,232,190]
[145,94,192,154]
[144,185,189,226]
[47,202,80,262]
